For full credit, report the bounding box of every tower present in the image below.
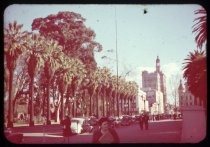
[178,80,184,107]
[156,56,160,73]
[141,56,167,114]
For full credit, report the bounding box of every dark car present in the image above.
[5,128,23,144]
[120,115,132,126]
[112,117,121,127]
[82,116,98,133]
[81,119,94,133]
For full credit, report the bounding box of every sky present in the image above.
[4,4,203,104]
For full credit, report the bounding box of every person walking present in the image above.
[92,117,120,144]
[139,114,144,130]
[61,115,72,143]
[143,113,149,130]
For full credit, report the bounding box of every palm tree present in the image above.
[26,34,47,126]
[89,68,105,117]
[183,8,207,108]
[183,50,206,107]
[110,75,118,116]
[192,8,207,50]
[42,40,63,125]
[4,21,29,127]
[57,55,86,120]
[87,67,112,117]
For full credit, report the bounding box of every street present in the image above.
[4,119,182,144]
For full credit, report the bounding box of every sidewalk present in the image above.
[150,119,182,123]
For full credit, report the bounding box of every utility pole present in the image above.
[115,6,119,117]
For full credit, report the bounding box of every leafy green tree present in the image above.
[31,11,102,73]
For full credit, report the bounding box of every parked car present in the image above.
[71,117,96,134]
[112,117,121,127]
[81,119,94,133]
[88,116,98,126]
[120,115,132,126]
[4,128,23,143]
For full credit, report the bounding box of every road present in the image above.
[4,119,182,144]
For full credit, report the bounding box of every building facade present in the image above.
[136,89,149,113]
[178,80,202,108]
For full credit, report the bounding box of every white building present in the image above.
[136,89,149,113]
[141,87,164,114]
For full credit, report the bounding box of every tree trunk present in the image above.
[60,92,64,121]
[29,76,34,126]
[96,92,99,118]
[89,95,92,116]
[7,68,14,128]
[46,77,51,125]
[102,89,105,116]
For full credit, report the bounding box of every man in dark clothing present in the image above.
[62,116,72,137]
[143,113,149,130]
[139,115,144,130]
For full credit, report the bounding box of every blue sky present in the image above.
[4,4,203,104]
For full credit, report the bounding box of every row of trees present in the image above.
[4,12,138,127]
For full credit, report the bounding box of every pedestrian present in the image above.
[62,115,72,137]
[139,114,144,130]
[143,113,149,130]
[92,117,120,144]
[173,113,176,120]
[20,114,24,120]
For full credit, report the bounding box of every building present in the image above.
[141,56,167,113]
[178,80,202,108]
[141,87,164,115]
[136,89,149,113]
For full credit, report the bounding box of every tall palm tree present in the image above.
[183,50,206,107]
[88,68,105,117]
[4,21,29,127]
[183,8,207,108]
[42,39,63,124]
[57,55,86,120]
[110,75,118,116]
[85,67,112,117]
[26,34,47,126]
[192,8,207,50]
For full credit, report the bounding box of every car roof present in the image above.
[71,117,85,121]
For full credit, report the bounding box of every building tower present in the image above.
[141,56,167,113]
[155,56,167,113]
[156,56,160,73]
[178,80,184,107]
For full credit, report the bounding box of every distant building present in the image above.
[141,87,164,114]
[136,89,149,113]
[178,80,201,107]
[141,56,167,113]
